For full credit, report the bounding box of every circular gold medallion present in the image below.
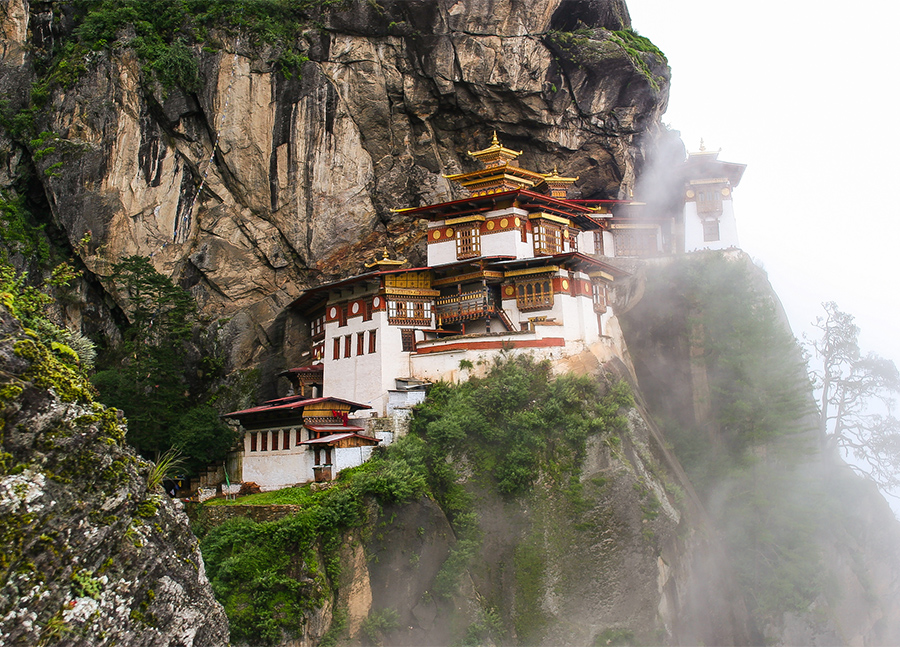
[505,286,514,296]
[487,221,495,230]
[514,217,521,227]
[432,230,441,240]
[500,218,508,228]
[686,189,695,198]
[721,187,731,197]
[445,228,453,238]
[562,279,569,290]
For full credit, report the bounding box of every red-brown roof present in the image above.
[300,433,381,446]
[225,396,371,419]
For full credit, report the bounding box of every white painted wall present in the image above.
[683,199,739,251]
[481,228,522,258]
[427,236,458,266]
[242,429,315,491]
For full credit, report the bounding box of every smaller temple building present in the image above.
[225,395,384,490]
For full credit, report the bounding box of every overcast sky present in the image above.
[626,0,900,366]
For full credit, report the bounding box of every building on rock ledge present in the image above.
[224,135,745,490]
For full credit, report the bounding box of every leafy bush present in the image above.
[200,433,430,643]
[411,354,630,496]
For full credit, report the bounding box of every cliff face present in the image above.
[0,0,668,369]
[0,305,229,645]
[618,252,900,646]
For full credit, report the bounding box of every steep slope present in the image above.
[0,0,668,370]
[618,251,900,645]
[196,357,754,646]
[0,304,229,645]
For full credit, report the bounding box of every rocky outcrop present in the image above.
[0,0,668,369]
[0,305,229,646]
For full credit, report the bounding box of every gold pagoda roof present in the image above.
[466,131,523,166]
[445,133,574,197]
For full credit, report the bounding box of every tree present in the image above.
[93,256,233,472]
[808,302,900,490]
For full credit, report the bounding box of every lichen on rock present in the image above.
[0,305,229,646]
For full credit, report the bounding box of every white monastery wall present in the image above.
[683,200,739,252]
[334,445,378,476]
[481,228,522,258]
[242,449,314,491]
[427,238,458,266]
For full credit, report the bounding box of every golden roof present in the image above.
[540,165,579,184]
[466,132,523,167]
[364,248,405,269]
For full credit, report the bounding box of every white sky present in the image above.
[626,0,900,365]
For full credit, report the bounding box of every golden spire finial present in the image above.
[491,130,500,146]
[699,138,706,152]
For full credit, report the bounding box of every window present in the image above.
[368,329,377,354]
[250,432,257,452]
[338,305,347,327]
[516,279,554,311]
[592,282,607,312]
[696,188,723,216]
[364,300,373,321]
[344,335,352,358]
[310,313,325,339]
[385,271,431,289]
[401,329,416,352]
[261,431,268,451]
[283,429,290,450]
[296,428,304,445]
[568,230,577,252]
[333,337,341,360]
[357,332,365,356]
[613,229,658,257]
[533,221,563,255]
[702,219,720,242]
[455,224,481,259]
[388,300,432,325]
[593,230,605,255]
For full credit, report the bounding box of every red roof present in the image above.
[225,396,371,419]
[305,425,366,433]
[300,433,381,446]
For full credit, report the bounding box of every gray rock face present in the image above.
[0,0,668,369]
[0,306,230,646]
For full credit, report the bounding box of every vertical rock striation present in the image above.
[0,0,668,368]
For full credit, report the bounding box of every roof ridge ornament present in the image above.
[365,246,405,269]
[466,132,523,168]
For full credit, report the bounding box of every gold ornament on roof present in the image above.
[540,165,578,198]
[466,131,523,168]
[365,247,405,269]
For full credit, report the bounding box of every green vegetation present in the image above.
[412,354,631,496]
[547,27,667,91]
[631,254,824,617]
[198,356,634,642]
[198,437,428,644]
[1,261,96,408]
[49,0,349,91]
[91,256,237,473]
[0,191,51,264]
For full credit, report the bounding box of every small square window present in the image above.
[702,219,720,242]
